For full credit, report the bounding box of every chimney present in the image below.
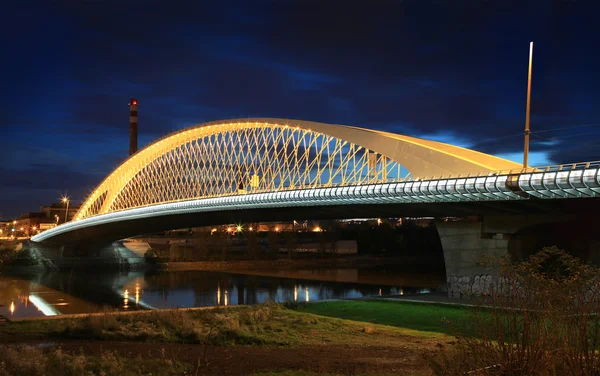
[129,98,138,156]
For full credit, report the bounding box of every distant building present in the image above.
[40,202,80,224]
[14,212,55,237]
[8,202,81,237]
[0,220,11,238]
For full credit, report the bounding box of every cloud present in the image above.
[2,0,600,217]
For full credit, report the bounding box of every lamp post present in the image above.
[523,41,534,169]
[62,196,70,223]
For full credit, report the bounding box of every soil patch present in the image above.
[3,337,440,375]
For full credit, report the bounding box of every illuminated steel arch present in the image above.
[75,118,521,220]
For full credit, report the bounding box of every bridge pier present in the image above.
[22,241,146,271]
[437,219,509,298]
[437,213,595,298]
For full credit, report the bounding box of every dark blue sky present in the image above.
[1,1,599,219]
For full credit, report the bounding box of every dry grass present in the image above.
[3,303,448,349]
[57,304,278,345]
[0,344,189,376]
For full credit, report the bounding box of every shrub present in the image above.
[431,246,600,375]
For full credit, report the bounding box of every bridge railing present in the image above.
[71,160,600,221]
[412,160,600,181]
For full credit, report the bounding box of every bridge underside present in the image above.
[34,197,600,249]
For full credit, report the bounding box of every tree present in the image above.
[168,244,181,262]
[247,225,259,260]
[284,230,297,260]
[193,231,210,260]
[267,230,279,258]
[431,246,600,375]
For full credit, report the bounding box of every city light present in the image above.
[275,227,280,232]
[248,226,253,231]
[314,226,322,232]
[62,196,70,224]
[226,227,232,233]
[236,225,242,232]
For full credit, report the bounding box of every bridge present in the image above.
[29,118,600,294]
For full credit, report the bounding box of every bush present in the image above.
[431,246,600,375]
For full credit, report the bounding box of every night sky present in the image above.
[1,1,599,219]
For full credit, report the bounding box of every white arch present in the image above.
[75,118,522,220]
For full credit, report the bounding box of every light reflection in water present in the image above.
[28,295,59,316]
[0,268,440,318]
[135,282,140,305]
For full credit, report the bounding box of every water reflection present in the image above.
[0,267,440,318]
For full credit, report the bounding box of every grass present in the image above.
[0,344,415,376]
[0,302,453,375]
[0,303,448,347]
[293,299,470,336]
[0,344,190,376]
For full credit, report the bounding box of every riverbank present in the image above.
[0,301,457,375]
[158,255,446,288]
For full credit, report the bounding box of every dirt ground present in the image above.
[1,335,441,375]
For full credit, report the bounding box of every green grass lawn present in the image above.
[294,299,471,335]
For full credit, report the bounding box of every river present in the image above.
[0,266,444,318]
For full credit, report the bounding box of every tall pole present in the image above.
[129,98,139,156]
[523,41,534,169]
[62,197,70,223]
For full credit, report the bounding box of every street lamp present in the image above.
[62,196,70,223]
